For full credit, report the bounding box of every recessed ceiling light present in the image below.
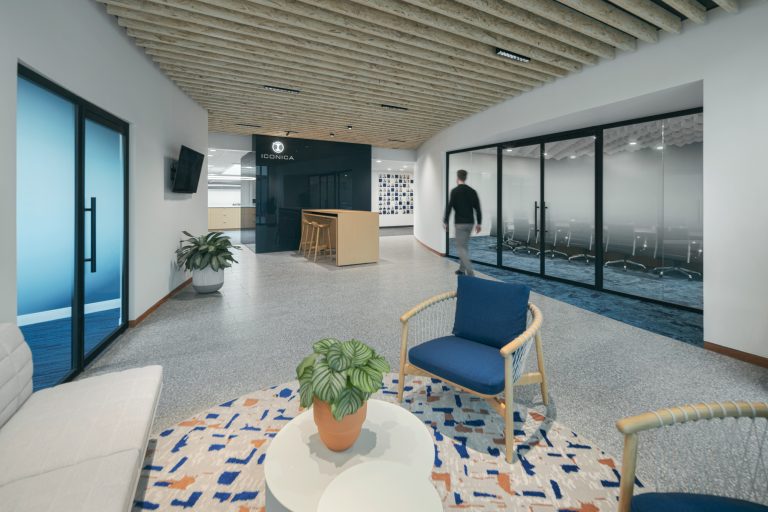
[264,85,300,94]
[376,160,382,163]
[570,155,577,159]
[495,47,531,63]
[387,168,392,171]
[505,148,513,152]
[543,152,548,156]
[330,133,335,137]
[629,141,637,145]
[209,149,216,152]
[347,125,352,130]
[656,145,664,150]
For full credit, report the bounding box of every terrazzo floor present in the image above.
[82,235,767,493]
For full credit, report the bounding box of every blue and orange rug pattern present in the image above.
[134,374,642,511]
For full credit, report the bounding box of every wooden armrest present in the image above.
[499,303,543,357]
[400,291,457,323]
[616,400,768,435]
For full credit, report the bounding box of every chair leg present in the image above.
[397,322,408,403]
[504,376,515,464]
[313,226,321,262]
[504,358,515,464]
[535,332,549,406]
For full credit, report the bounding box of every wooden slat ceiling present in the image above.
[98,0,737,149]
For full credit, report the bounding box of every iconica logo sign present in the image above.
[262,140,294,160]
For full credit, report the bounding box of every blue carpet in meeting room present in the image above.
[448,237,703,347]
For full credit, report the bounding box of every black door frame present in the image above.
[445,107,703,313]
[18,65,130,384]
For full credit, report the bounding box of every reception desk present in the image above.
[302,209,379,266]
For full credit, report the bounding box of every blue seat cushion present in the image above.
[408,335,505,395]
[453,275,530,349]
[632,493,768,512]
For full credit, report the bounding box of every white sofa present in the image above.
[0,323,162,512]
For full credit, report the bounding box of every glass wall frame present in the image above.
[445,107,703,312]
[17,65,130,388]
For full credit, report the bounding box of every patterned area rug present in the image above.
[134,374,637,511]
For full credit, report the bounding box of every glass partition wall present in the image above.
[446,109,703,310]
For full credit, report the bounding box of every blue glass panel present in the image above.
[16,76,76,389]
[84,119,124,356]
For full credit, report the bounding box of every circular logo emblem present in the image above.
[272,141,284,154]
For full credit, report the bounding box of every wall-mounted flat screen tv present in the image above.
[172,145,204,193]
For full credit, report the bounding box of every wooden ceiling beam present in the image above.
[207,0,566,77]
[555,0,660,43]
[121,22,527,100]
[660,0,707,24]
[608,0,683,33]
[504,0,637,51]
[387,0,604,63]
[133,0,555,83]
[449,0,615,58]
[125,26,511,108]
[138,41,505,110]
[315,0,582,72]
[165,74,472,127]
[713,0,739,13]
[106,1,537,93]
[150,52,492,117]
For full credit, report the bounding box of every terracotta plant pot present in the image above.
[312,398,367,451]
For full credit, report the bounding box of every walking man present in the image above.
[443,169,482,276]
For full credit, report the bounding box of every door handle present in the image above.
[84,197,96,273]
[534,201,539,233]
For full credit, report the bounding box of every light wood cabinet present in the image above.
[208,207,241,230]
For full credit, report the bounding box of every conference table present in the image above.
[301,209,379,266]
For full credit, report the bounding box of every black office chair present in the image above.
[566,222,594,263]
[604,224,646,271]
[652,227,702,280]
[510,218,539,255]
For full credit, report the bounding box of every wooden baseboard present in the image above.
[704,341,768,368]
[128,278,192,328]
[415,236,445,257]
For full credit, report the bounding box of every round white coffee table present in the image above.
[317,461,442,512]
[264,399,434,512]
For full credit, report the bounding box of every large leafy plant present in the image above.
[176,231,240,272]
[297,338,390,421]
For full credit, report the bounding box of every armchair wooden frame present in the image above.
[615,400,768,512]
[397,291,549,463]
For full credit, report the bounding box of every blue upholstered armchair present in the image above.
[397,275,549,463]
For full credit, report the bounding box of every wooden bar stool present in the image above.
[298,218,313,256]
[308,221,334,262]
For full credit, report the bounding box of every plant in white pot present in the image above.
[176,231,240,293]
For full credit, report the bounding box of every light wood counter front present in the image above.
[302,209,379,266]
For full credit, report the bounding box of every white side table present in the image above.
[318,461,443,512]
[265,399,434,512]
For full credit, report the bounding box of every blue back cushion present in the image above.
[453,276,530,349]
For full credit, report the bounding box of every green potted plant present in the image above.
[296,338,390,451]
[175,231,240,293]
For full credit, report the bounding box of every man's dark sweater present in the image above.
[444,184,482,225]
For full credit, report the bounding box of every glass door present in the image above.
[83,116,127,358]
[16,75,77,389]
[16,67,128,389]
[543,135,597,285]
[500,143,541,274]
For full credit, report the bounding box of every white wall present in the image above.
[415,1,768,358]
[208,188,242,208]
[0,0,208,322]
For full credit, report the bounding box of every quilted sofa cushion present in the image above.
[0,323,33,429]
[0,365,162,487]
